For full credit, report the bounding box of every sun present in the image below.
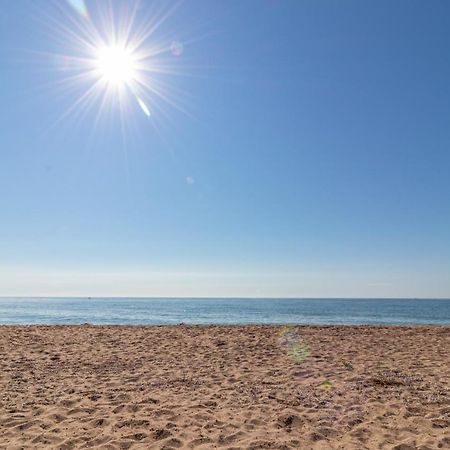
[50,0,192,121]
[95,45,137,87]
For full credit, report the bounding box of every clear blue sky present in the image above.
[1,0,449,298]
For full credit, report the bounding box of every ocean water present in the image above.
[0,298,449,325]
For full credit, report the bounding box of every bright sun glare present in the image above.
[95,46,137,86]
[52,0,190,121]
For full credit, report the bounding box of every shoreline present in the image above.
[1,323,450,328]
[1,325,449,449]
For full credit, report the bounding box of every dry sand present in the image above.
[0,325,449,449]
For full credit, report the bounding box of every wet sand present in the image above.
[0,325,449,449]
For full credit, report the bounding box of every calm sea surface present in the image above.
[0,298,449,325]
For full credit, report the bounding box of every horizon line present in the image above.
[1,296,449,300]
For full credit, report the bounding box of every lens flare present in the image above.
[136,96,151,117]
[278,326,310,363]
[170,41,184,56]
[66,0,88,19]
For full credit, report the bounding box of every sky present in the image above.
[0,0,449,298]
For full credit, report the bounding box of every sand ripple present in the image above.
[0,325,449,449]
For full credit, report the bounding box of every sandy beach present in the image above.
[0,325,449,449]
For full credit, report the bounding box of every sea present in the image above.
[0,297,449,325]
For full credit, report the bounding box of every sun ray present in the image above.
[127,1,182,54]
[27,0,206,148]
